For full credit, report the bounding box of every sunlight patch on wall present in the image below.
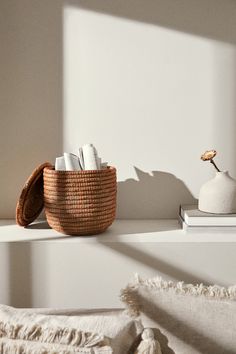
[63,6,236,217]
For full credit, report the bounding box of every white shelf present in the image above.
[0,219,236,242]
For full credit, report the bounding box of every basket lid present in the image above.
[16,162,53,226]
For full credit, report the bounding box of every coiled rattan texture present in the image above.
[44,166,117,236]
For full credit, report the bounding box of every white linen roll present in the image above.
[82,144,98,170]
[55,156,66,171]
[78,147,85,170]
[64,153,81,171]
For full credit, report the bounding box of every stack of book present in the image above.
[179,204,236,232]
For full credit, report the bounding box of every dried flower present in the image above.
[201,150,220,172]
[201,150,217,161]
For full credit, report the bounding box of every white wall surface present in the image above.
[1,1,236,310]
[1,0,236,218]
[1,241,236,308]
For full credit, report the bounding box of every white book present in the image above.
[180,204,236,227]
[178,215,236,233]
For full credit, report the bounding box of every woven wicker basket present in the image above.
[43,166,117,236]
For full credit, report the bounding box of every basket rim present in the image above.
[44,165,116,175]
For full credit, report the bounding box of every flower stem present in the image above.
[210,159,220,172]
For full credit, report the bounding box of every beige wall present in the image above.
[1,0,236,218]
[1,241,236,308]
[0,0,63,217]
[1,1,236,310]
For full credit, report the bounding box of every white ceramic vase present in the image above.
[198,171,236,214]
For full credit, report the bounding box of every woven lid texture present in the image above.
[16,162,52,226]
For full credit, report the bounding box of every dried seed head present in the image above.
[201,150,217,161]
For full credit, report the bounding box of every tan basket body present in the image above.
[43,166,117,236]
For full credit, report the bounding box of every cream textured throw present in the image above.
[121,275,236,354]
[0,305,110,354]
[0,306,142,354]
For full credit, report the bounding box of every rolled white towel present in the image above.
[55,156,66,171]
[82,144,98,170]
[64,153,81,171]
[101,162,108,169]
[96,156,102,170]
[78,147,85,170]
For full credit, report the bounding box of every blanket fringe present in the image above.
[0,322,108,348]
[0,337,112,354]
[120,274,236,317]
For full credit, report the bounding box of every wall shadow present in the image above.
[100,241,209,285]
[1,0,64,307]
[66,0,236,45]
[104,220,180,236]
[8,243,33,307]
[0,0,63,218]
[117,167,197,219]
[0,221,17,227]
[213,48,236,178]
